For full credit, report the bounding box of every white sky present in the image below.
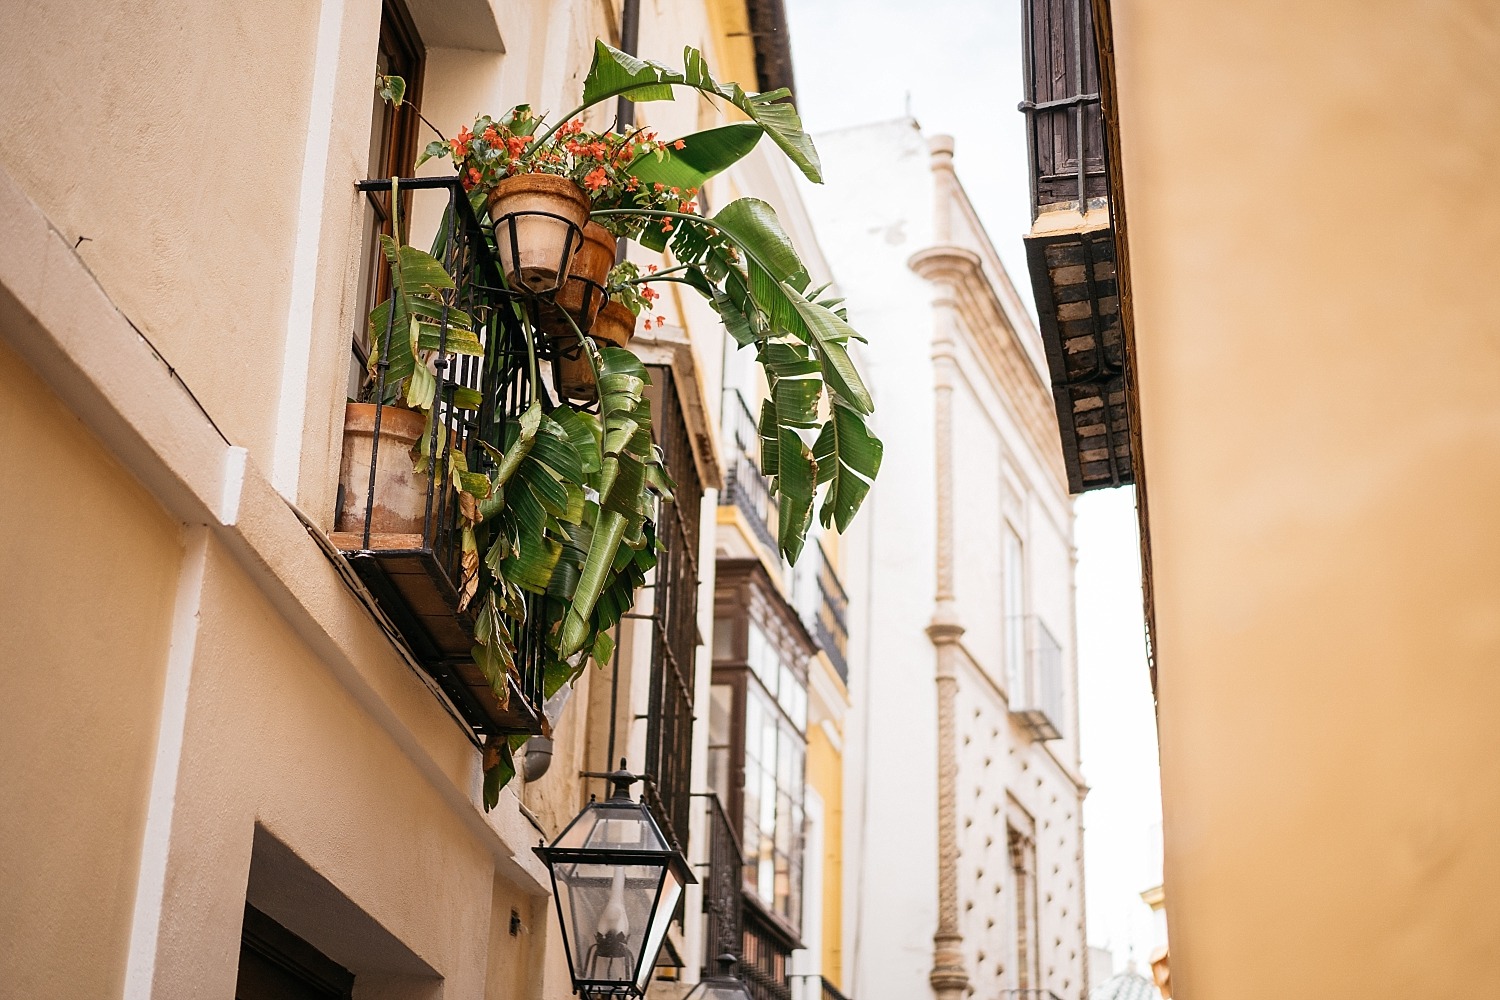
[783,0,1164,972]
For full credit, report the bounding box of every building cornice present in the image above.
[909,244,1071,497]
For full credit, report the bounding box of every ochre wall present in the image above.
[806,714,844,987]
[1110,2,1500,996]
[0,337,183,999]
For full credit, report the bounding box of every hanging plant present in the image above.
[374,42,884,806]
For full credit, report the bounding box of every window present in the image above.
[1003,525,1026,701]
[711,559,815,932]
[350,0,426,398]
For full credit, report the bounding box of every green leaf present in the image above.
[625,124,763,190]
[713,199,807,289]
[578,41,823,182]
[377,74,406,107]
[812,401,884,533]
[784,289,875,414]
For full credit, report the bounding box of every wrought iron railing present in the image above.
[720,389,779,554]
[741,896,797,1000]
[1006,615,1066,741]
[642,367,701,855]
[820,977,851,1000]
[812,541,849,684]
[335,175,549,737]
[698,793,745,968]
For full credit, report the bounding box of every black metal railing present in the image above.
[812,541,849,684]
[720,389,779,554]
[1001,991,1065,1000]
[642,367,701,855]
[699,793,745,968]
[1020,0,1107,218]
[741,896,797,1000]
[1006,615,1066,741]
[337,175,548,737]
[820,977,851,1000]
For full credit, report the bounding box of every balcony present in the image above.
[697,792,799,1000]
[332,176,545,739]
[1007,615,1067,742]
[811,541,849,684]
[720,389,780,554]
[1020,0,1133,493]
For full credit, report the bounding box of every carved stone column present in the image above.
[910,134,984,1000]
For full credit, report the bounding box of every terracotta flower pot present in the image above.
[335,403,431,543]
[554,337,600,404]
[486,173,590,293]
[554,222,617,326]
[590,300,638,349]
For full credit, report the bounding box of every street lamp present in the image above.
[536,761,695,999]
[685,954,755,1000]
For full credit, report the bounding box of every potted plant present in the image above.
[373,42,884,803]
[554,262,661,401]
[336,180,486,547]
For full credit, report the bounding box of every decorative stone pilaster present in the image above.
[911,134,986,1000]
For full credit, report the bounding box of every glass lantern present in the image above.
[536,762,695,998]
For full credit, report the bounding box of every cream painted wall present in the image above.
[0,337,184,1000]
[0,0,321,462]
[1108,2,1500,997]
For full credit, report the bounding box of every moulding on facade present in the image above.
[909,245,1070,496]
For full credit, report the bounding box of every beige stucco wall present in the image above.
[0,0,320,462]
[0,336,183,1000]
[1110,2,1500,996]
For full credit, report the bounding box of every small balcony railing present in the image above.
[812,541,849,684]
[333,175,548,739]
[698,793,745,968]
[1006,615,1066,741]
[720,389,779,554]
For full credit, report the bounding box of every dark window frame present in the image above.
[353,0,426,386]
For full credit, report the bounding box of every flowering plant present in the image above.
[603,261,665,328]
[420,109,701,238]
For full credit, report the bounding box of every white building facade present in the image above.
[804,121,1089,1000]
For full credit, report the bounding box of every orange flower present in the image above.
[653,182,665,193]
[660,218,674,232]
[647,264,658,273]
[451,126,474,158]
[505,135,526,157]
[583,166,609,192]
[642,317,654,331]
[672,139,686,150]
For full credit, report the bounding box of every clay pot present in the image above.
[336,403,431,541]
[590,300,638,349]
[486,173,590,293]
[554,222,617,327]
[554,337,600,404]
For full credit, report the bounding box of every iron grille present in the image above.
[741,896,797,1000]
[336,175,546,737]
[642,366,702,854]
[813,541,849,684]
[698,792,745,968]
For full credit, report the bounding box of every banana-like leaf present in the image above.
[812,400,884,533]
[579,41,822,183]
[625,123,764,190]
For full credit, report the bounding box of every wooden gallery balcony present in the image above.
[1020,0,1134,492]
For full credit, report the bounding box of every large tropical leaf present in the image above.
[626,123,764,191]
[578,41,822,182]
[812,400,884,533]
